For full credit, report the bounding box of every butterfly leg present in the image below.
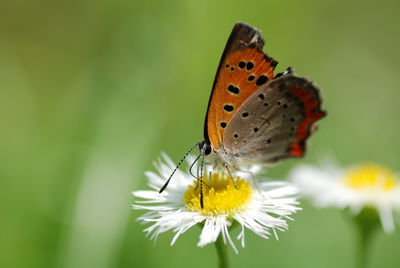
[193,155,210,191]
[224,164,238,189]
[192,155,208,208]
[230,166,264,197]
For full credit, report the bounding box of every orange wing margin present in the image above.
[204,22,278,151]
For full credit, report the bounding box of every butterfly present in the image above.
[160,22,326,193]
[200,22,326,166]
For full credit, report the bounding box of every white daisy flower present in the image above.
[290,162,400,233]
[133,153,300,253]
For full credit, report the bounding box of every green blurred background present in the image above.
[1,0,399,267]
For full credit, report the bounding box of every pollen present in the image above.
[344,163,397,191]
[183,172,252,216]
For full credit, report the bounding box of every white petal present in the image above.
[378,204,395,233]
[134,152,301,253]
[290,162,400,233]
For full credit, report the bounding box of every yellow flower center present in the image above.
[344,164,397,191]
[183,172,252,216]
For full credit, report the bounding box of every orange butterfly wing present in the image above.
[204,22,278,151]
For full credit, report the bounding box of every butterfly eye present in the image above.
[203,142,212,155]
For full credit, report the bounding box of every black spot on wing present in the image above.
[256,75,269,86]
[246,62,254,71]
[241,112,249,118]
[227,85,240,95]
[270,60,278,68]
[223,104,234,112]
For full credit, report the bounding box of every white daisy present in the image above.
[133,153,300,253]
[290,162,400,233]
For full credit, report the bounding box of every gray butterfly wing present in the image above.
[222,74,326,164]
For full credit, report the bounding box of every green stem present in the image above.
[215,235,230,268]
[353,208,379,268]
[356,224,372,268]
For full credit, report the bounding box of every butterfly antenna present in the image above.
[200,178,204,209]
[199,154,207,208]
[159,142,201,194]
[200,154,205,179]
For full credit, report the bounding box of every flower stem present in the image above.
[356,223,372,268]
[215,236,230,268]
[353,208,379,268]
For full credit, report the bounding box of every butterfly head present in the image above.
[199,140,212,156]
